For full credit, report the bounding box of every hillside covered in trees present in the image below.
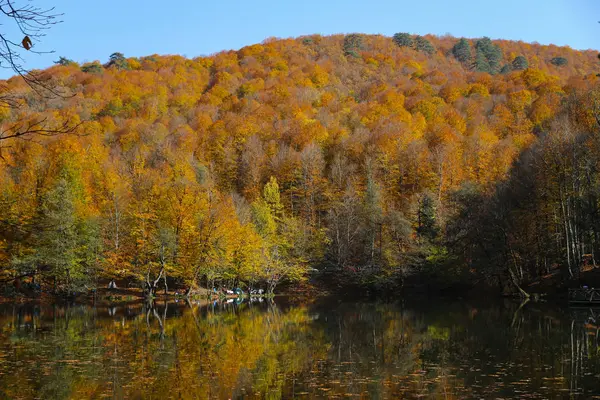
[0,33,598,297]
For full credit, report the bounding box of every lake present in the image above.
[0,297,599,399]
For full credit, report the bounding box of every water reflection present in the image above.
[0,299,599,399]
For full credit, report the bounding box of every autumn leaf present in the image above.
[22,36,32,50]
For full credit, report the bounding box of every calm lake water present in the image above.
[0,298,599,399]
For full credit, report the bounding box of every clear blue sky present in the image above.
[3,0,598,78]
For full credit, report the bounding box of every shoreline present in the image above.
[0,286,285,306]
[0,283,573,307]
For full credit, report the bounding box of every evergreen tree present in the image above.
[473,50,491,73]
[487,49,503,73]
[392,32,413,48]
[500,64,513,74]
[343,34,363,58]
[414,36,435,55]
[451,38,472,63]
[53,56,76,66]
[81,62,103,74]
[37,176,78,287]
[107,52,129,70]
[417,194,438,242]
[474,37,503,74]
[512,55,528,70]
[32,166,99,293]
[550,57,568,66]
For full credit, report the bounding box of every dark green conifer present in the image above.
[393,32,413,48]
[343,34,363,58]
[414,36,435,55]
[452,38,472,63]
[550,57,568,66]
[474,37,503,74]
[500,64,513,74]
[512,55,528,70]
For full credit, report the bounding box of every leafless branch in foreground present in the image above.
[0,1,81,146]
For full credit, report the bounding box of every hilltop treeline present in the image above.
[0,33,598,295]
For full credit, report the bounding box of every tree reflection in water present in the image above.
[0,299,599,399]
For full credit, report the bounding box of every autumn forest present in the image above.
[1,32,599,298]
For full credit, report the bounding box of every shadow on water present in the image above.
[0,297,599,399]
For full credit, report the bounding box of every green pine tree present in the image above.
[500,64,513,74]
[81,62,103,74]
[473,50,491,73]
[512,55,529,70]
[550,57,568,66]
[452,38,472,63]
[32,165,99,293]
[393,32,413,48]
[108,52,129,70]
[414,36,436,55]
[54,56,76,66]
[417,194,438,242]
[343,34,363,58]
[474,37,503,74]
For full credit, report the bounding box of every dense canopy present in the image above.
[0,33,598,295]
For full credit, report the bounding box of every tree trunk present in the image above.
[268,279,278,295]
[508,267,530,299]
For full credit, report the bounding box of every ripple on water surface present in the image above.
[0,299,598,399]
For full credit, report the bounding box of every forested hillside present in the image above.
[0,33,598,296]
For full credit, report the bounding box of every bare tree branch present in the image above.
[0,116,82,141]
[0,1,81,146]
[0,0,62,78]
